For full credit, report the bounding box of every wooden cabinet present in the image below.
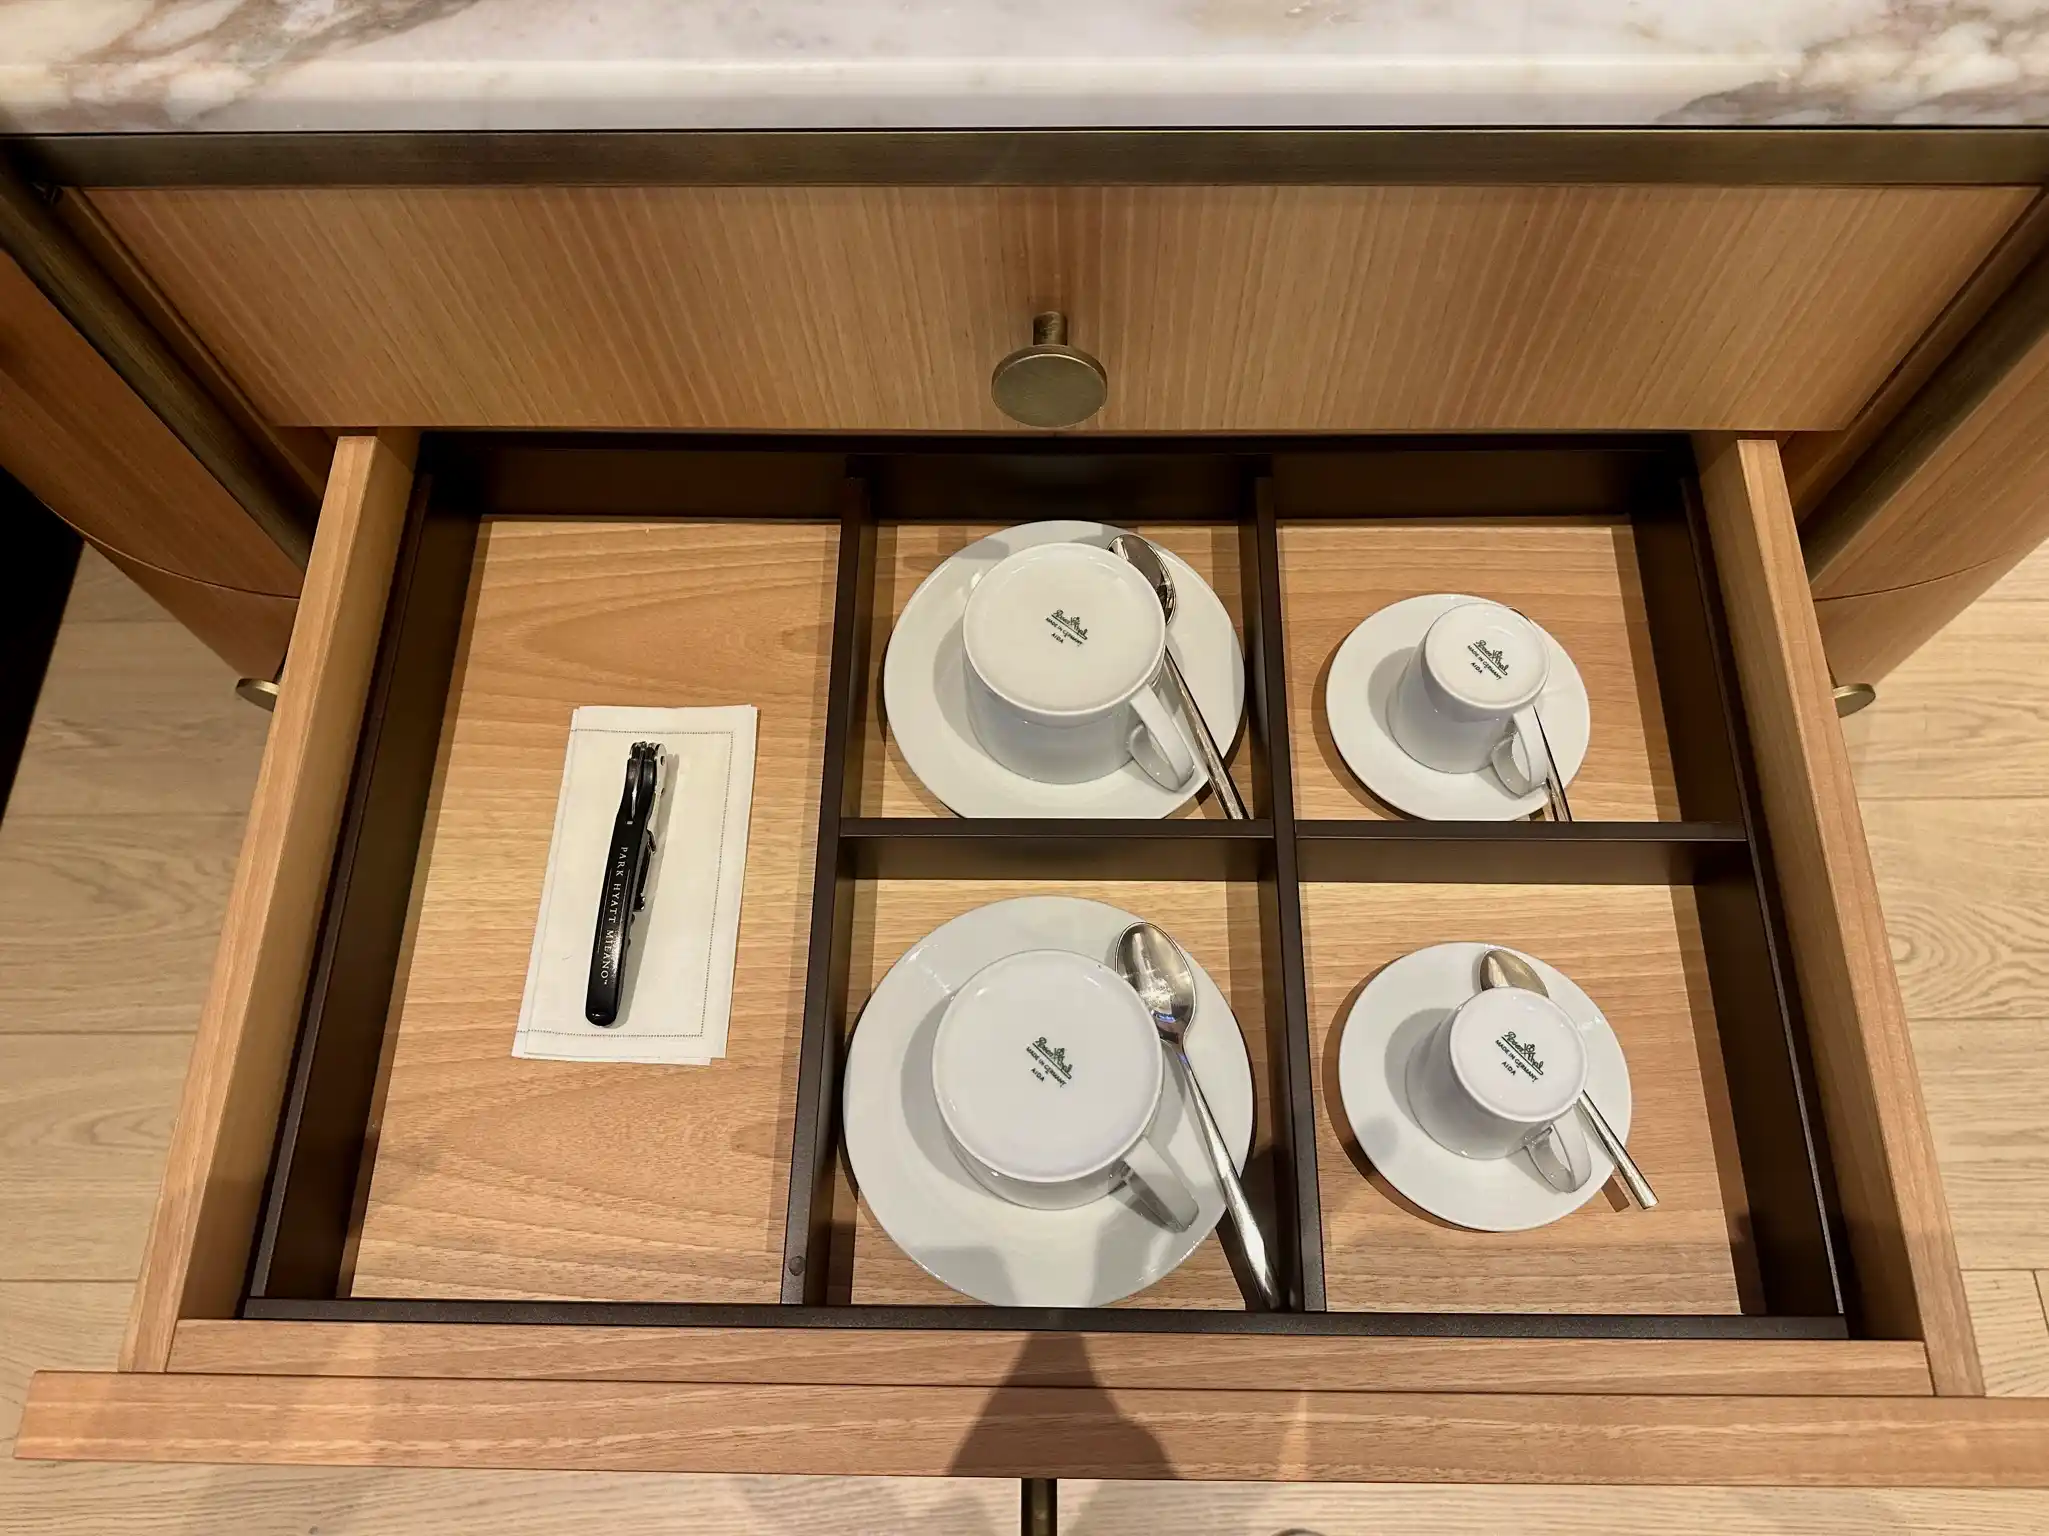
[8,151,2049,1485]
[0,248,301,677]
[1814,309,2049,683]
[18,431,2049,1485]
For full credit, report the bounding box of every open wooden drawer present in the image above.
[17,431,2049,1484]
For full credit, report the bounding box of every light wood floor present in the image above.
[4,548,2049,1533]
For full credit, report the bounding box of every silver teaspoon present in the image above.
[1114,921,1279,1308]
[1479,948,1658,1209]
[1107,533,1248,820]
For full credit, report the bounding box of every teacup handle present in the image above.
[1490,702,1559,798]
[1127,683,1198,791]
[1117,1134,1199,1232]
[1520,1109,1593,1193]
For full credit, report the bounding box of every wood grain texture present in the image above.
[87,545,296,681]
[1301,883,1744,1314]
[0,1462,1010,1536]
[1,1285,131,1444]
[1911,1015,2049,1272]
[1837,544,2049,1282]
[1815,320,2049,603]
[13,448,2049,1509]
[51,188,335,507]
[1817,562,2021,686]
[0,249,301,595]
[0,814,245,1034]
[1967,1273,2049,1396]
[1865,801,2049,1023]
[1972,541,2049,602]
[1842,600,2049,799]
[1834,540,2049,1285]
[59,545,166,623]
[1782,189,2049,519]
[1059,1480,2049,1534]
[24,1372,2049,1483]
[2,601,270,819]
[0,588,1012,1533]
[86,186,2027,432]
[121,432,417,1371]
[1279,521,1676,821]
[0,547,269,1041]
[1694,435,1981,1395]
[0,1038,189,1282]
[858,522,1253,817]
[350,518,836,1304]
[834,877,1270,1308]
[164,1319,1931,1397]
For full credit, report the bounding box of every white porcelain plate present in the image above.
[1335,941,1633,1233]
[882,521,1247,818]
[1325,594,1591,821]
[842,896,1254,1307]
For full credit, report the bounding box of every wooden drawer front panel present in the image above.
[0,249,302,595]
[160,1320,1932,1396]
[21,1373,2049,1483]
[87,186,2027,433]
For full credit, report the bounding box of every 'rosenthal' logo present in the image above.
[1467,638,1511,679]
[1495,1029,1545,1081]
[1028,1035,1074,1085]
[1046,609,1089,645]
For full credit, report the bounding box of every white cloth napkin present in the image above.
[514,705,757,1065]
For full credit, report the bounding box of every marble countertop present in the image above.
[2,1,2047,134]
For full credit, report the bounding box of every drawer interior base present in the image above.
[245,436,1847,1346]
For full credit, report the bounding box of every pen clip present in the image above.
[585,741,662,1027]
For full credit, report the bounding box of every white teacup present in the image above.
[961,542,1197,789]
[1388,599,1558,796]
[931,949,1199,1230]
[1405,984,1592,1187]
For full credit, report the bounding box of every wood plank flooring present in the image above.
[3,545,2048,1532]
[1848,547,2049,1379]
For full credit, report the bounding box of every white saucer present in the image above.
[1325,594,1591,821]
[1335,941,1633,1233]
[843,896,1254,1307]
[882,521,1247,818]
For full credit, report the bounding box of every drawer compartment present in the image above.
[1306,881,1789,1318]
[24,432,2043,1483]
[345,518,837,1304]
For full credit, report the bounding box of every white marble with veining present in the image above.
[2,0,2048,133]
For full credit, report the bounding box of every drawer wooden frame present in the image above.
[25,431,2046,1483]
[259,437,1831,1334]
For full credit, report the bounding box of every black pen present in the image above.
[585,741,662,1026]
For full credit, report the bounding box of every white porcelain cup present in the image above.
[931,948,1199,1231]
[1388,599,1558,796]
[961,542,1197,788]
[1405,984,1592,1187]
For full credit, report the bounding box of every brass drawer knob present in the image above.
[991,311,1107,428]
